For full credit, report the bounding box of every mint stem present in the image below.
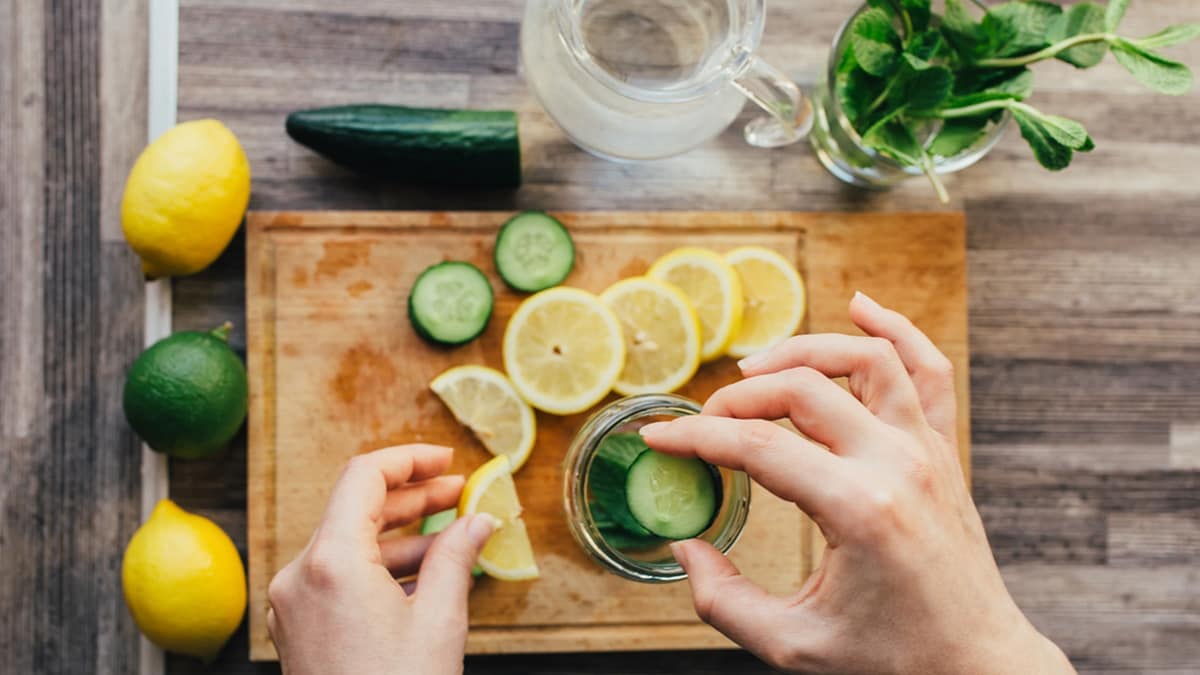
[976,33,1113,68]
[921,153,950,205]
[938,99,1016,119]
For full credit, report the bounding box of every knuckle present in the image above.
[301,543,345,589]
[737,419,781,454]
[926,353,955,382]
[266,567,293,607]
[865,336,900,364]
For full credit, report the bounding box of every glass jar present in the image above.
[808,2,1009,192]
[563,394,752,583]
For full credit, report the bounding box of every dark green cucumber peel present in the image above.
[420,509,483,576]
[285,104,521,187]
[588,433,656,538]
[589,501,665,551]
[494,211,575,292]
[407,261,494,346]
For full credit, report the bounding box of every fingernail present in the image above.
[467,514,497,547]
[669,540,689,567]
[737,351,769,371]
[639,421,669,439]
[854,290,880,308]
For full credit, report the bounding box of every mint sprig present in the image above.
[837,0,1199,202]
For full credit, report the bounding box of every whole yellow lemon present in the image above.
[122,499,247,661]
[121,119,250,278]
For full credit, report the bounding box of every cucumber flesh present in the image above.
[420,509,483,576]
[625,449,720,540]
[407,261,493,346]
[494,212,575,292]
[588,433,654,537]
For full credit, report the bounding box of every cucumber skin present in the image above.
[494,212,576,292]
[589,500,664,550]
[286,104,521,188]
[589,433,655,537]
[406,261,494,346]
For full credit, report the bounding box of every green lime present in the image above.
[123,322,247,459]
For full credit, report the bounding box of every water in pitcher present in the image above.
[521,0,751,160]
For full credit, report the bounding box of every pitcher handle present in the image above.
[732,54,813,148]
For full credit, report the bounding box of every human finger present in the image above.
[413,515,495,627]
[849,292,958,440]
[379,475,464,530]
[318,444,453,547]
[640,415,846,523]
[736,333,925,429]
[702,368,888,453]
[379,534,437,578]
[672,539,820,668]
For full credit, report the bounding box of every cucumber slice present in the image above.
[420,509,483,577]
[589,500,664,550]
[407,261,494,345]
[625,449,721,540]
[494,211,575,292]
[588,433,654,537]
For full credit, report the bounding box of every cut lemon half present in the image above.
[600,277,702,396]
[430,365,536,472]
[647,247,744,361]
[459,455,539,581]
[725,246,806,358]
[502,287,625,415]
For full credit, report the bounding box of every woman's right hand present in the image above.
[640,293,1075,675]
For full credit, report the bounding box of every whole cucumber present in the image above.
[285,104,521,187]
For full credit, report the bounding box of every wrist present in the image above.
[942,618,1074,675]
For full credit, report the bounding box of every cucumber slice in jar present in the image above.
[625,449,721,540]
[588,433,655,537]
[407,261,494,346]
[493,211,575,292]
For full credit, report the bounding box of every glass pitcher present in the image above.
[521,0,812,161]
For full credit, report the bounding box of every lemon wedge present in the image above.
[600,277,702,396]
[725,246,806,358]
[459,455,539,581]
[647,247,744,362]
[431,365,536,472]
[502,287,625,415]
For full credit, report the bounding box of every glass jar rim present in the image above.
[563,394,752,583]
[552,0,766,104]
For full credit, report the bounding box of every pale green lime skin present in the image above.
[123,329,247,460]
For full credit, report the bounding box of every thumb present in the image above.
[672,539,799,659]
[414,514,494,625]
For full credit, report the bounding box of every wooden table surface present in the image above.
[3,1,1199,673]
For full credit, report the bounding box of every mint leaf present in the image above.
[1110,39,1194,95]
[929,116,992,157]
[902,0,933,33]
[948,67,1033,107]
[838,69,887,127]
[903,64,954,111]
[1011,107,1074,170]
[1131,24,1200,50]
[863,119,922,165]
[905,29,945,62]
[942,0,988,59]
[1047,3,1108,68]
[1032,112,1092,150]
[851,7,902,77]
[1105,0,1129,32]
[984,1,1063,58]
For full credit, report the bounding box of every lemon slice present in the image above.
[459,455,539,581]
[502,287,625,415]
[600,277,702,396]
[430,365,536,472]
[647,247,744,362]
[725,246,806,358]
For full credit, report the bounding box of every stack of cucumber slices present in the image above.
[590,432,721,546]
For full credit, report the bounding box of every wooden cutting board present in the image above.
[246,210,969,660]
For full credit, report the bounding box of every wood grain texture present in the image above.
[241,210,967,660]
[1,1,146,673]
[164,0,1200,672]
